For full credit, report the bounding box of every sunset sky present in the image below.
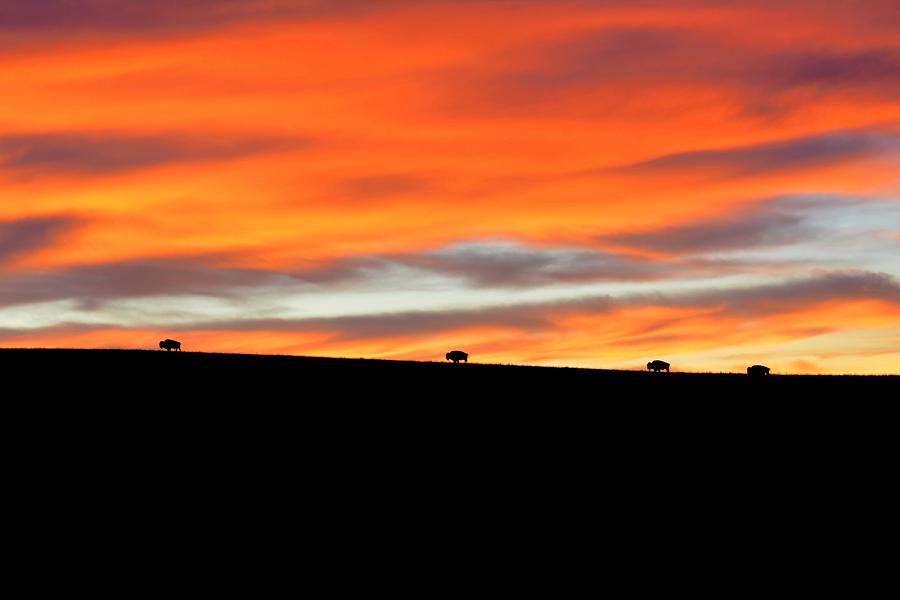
[1,0,899,373]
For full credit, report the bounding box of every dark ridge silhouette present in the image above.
[11,347,893,559]
[647,359,670,372]
[2,349,896,403]
[159,338,182,351]
[446,350,468,363]
[6,347,898,489]
[748,364,771,376]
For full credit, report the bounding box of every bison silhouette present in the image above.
[159,339,182,352]
[446,350,468,363]
[647,360,670,372]
[747,365,770,376]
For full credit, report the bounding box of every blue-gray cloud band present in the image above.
[0,239,785,310]
[174,270,900,339]
[3,270,896,342]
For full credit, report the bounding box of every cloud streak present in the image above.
[394,241,663,286]
[0,1,402,34]
[763,49,900,93]
[0,242,672,310]
[0,132,301,175]
[604,197,817,254]
[0,216,81,264]
[147,270,900,340]
[0,238,821,310]
[0,258,293,309]
[607,131,899,177]
[445,20,900,117]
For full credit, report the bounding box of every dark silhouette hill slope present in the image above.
[3,348,896,400]
[8,347,895,548]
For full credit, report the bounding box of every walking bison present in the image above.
[159,339,182,352]
[446,350,468,363]
[747,365,770,376]
[647,360,670,373]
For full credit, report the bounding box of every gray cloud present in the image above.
[0,1,393,33]
[2,267,897,342]
[3,221,890,315]
[0,259,294,309]
[0,132,301,175]
[161,270,900,340]
[601,194,900,256]
[666,270,900,316]
[0,215,81,264]
[606,131,899,177]
[397,242,662,286]
[0,0,605,34]
[500,23,900,93]
[604,199,815,254]
[0,235,834,314]
[439,17,900,117]
[187,304,568,340]
[0,322,110,342]
[622,213,810,254]
[305,241,777,288]
[764,49,900,92]
[0,242,666,310]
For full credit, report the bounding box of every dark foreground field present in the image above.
[5,348,897,399]
[8,347,896,545]
[9,346,897,492]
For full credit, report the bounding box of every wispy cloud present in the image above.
[0,242,670,310]
[0,238,816,311]
[603,196,823,254]
[666,270,900,315]
[607,131,899,177]
[0,1,396,34]
[444,19,900,117]
[763,49,900,93]
[394,241,663,286]
[603,195,900,265]
[0,215,81,264]
[0,258,292,309]
[0,132,302,175]
[148,270,900,340]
